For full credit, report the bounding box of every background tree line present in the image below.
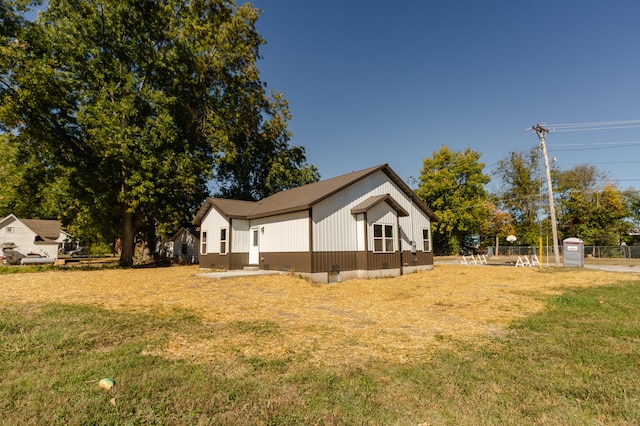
[418,145,640,255]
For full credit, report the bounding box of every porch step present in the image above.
[243,266,259,271]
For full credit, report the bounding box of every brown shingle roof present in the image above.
[20,219,61,243]
[192,198,260,225]
[247,164,385,218]
[192,164,438,224]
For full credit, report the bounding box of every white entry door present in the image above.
[249,227,260,265]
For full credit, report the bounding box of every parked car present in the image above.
[68,248,89,258]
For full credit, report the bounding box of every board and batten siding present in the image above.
[250,210,309,252]
[231,219,250,253]
[399,201,432,252]
[312,170,431,253]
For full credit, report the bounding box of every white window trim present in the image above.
[422,228,432,252]
[373,223,394,253]
[200,230,208,255]
[219,227,228,255]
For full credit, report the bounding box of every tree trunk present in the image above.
[495,235,500,257]
[119,211,140,267]
[143,224,157,263]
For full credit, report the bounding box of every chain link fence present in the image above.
[491,245,640,259]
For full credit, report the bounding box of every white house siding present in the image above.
[366,202,398,252]
[231,219,250,253]
[0,218,58,258]
[200,207,229,255]
[399,202,432,252]
[312,170,431,253]
[250,210,309,252]
[170,230,199,262]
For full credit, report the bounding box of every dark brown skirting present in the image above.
[200,250,434,273]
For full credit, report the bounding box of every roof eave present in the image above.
[247,205,310,220]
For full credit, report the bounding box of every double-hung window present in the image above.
[220,228,228,254]
[422,228,431,252]
[200,231,207,255]
[373,224,394,252]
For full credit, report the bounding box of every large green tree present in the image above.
[555,166,629,245]
[417,146,490,254]
[623,188,640,235]
[0,0,318,265]
[494,147,544,245]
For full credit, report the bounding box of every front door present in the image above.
[249,227,260,265]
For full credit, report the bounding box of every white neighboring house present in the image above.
[0,214,64,264]
[166,226,200,263]
[192,164,438,283]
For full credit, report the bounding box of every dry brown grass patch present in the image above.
[1,264,637,367]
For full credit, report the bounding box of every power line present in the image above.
[549,142,640,152]
[544,120,640,130]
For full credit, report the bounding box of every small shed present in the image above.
[167,226,200,263]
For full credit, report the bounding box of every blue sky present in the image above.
[247,0,640,191]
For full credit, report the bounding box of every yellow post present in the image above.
[539,236,543,269]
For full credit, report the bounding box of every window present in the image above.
[200,231,207,255]
[181,243,188,255]
[422,228,431,252]
[6,227,14,233]
[220,228,228,254]
[373,224,394,252]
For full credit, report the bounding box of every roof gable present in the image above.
[20,219,62,243]
[351,194,409,217]
[193,164,438,223]
[171,226,200,241]
[0,215,62,243]
[247,165,385,218]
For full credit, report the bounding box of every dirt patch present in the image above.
[1,264,637,366]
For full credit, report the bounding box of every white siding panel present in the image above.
[0,219,56,257]
[313,170,432,252]
[231,219,250,253]
[355,213,365,251]
[399,202,432,251]
[367,202,397,251]
[250,210,309,252]
[201,207,229,255]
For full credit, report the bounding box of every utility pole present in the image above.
[532,124,560,266]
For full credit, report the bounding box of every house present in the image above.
[0,214,64,264]
[192,164,438,283]
[166,226,200,263]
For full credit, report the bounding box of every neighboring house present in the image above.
[0,214,64,263]
[192,164,438,283]
[166,226,200,263]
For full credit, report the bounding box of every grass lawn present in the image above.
[1,265,639,424]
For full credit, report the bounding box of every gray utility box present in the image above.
[563,237,584,267]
